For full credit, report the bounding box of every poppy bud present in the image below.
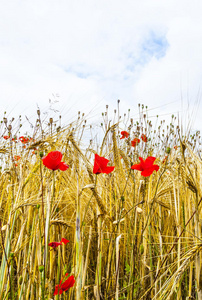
[39,151,44,158]
[38,265,44,273]
[121,196,125,202]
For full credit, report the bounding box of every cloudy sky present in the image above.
[0,0,202,133]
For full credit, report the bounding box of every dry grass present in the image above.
[0,106,202,300]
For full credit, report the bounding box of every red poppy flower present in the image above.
[19,136,30,144]
[32,149,37,155]
[14,155,21,161]
[131,156,159,177]
[48,238,69,249]
[12,136,17,142]
[141,134,147,142]
[120,131,129,139]
[42,151,69,171]
[54,274,75,296]
[3,135,10,140]
[131,138,140,147]
[93,154,115,174]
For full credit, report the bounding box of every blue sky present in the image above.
[0,0,201,133]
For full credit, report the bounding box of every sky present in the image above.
[0,0,202,134]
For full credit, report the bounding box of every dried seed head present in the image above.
[37,109,40,116]
[49,118,53,124]
[136,207,143,214]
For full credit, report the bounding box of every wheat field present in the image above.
[0,104,202,300]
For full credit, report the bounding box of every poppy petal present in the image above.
[153,165,160,172]
[42,156,55,170]
[141,166,159,177]
[42,151,62,170]
[120,131,129,139]
[53,285,59,296]
[131,164,143,171]
[102,166,115,174]
[58,162,69,171]
[138,157,145,166]
[144,157,156,168]
[48,242,62,248]
[61,238,69,244]
[93,154,114,174]
[61,275,75,291]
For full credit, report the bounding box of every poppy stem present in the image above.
[39,159,46,290]
[81,175,97,231]
[52,170,55,202]
[142,168,166,234]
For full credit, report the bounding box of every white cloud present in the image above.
[0,0,201,133]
